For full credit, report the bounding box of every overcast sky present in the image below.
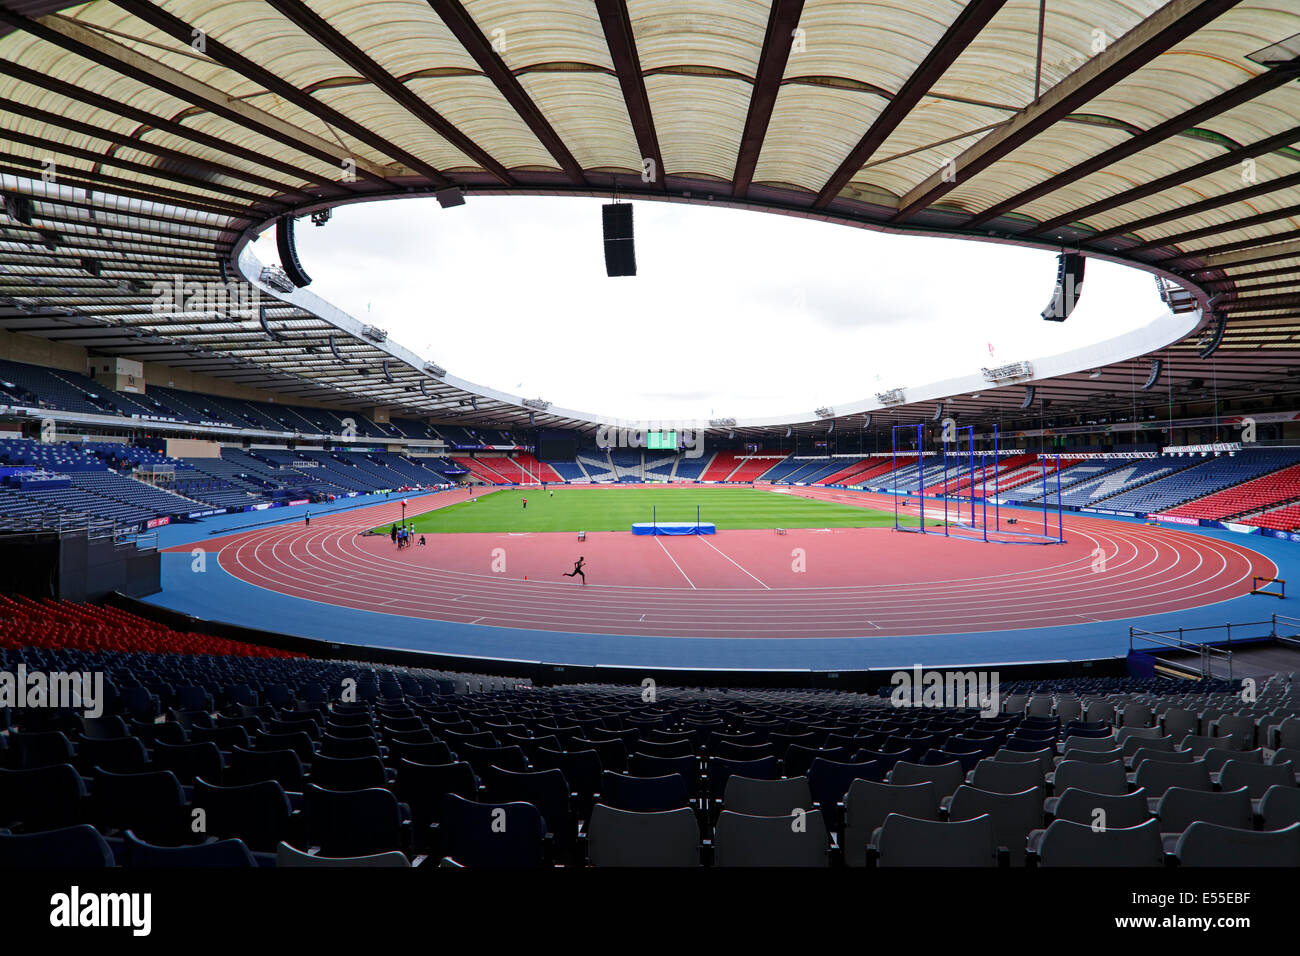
[270,195,1167,422]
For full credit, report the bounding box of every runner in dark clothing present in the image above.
[390,523,398,546]
[305,511,310,526]
[562,557,586,585]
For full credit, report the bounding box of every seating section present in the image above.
[1,634,1295,868]
[1161,462,1300,522]
[1101,450,1300,515]
[699,451,749,481]
[0,597,301,657]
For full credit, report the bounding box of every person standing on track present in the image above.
[562,556,586,585]
[390,523,398,546]
[304,510,310,526]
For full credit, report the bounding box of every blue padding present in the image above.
[631,521,716,536]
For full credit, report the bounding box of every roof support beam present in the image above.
[0,56,346,199]
[262,0,514,186]
[1188,238,1300,272]
[107,0,452,185]
[0,153,259,221]
[0,111,287,211]
[966,56,1300,228]
[593,0,664,191]
[427,0,586,185]
[892,0,1245,223]
[0,9,388,186]
[1086,172,1300,243]
[813,0,1008,209]
[732,0,806,198]
[1131,200,1300,254]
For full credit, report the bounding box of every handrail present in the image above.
[1129,625,1236,680]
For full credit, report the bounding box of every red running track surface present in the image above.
[175,486,1276,639]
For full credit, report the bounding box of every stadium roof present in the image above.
[0,0,1297,435]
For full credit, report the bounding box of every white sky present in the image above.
[270,195,1168,421]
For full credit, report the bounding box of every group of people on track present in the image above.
[391,522,425,549]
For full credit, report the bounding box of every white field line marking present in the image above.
[698,536,770,589]
[656,537,697,589]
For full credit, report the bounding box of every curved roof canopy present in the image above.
[0,0,1297,433]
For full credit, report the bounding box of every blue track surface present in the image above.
[141,498,1300,671]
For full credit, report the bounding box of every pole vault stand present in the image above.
[892,422,1065,545]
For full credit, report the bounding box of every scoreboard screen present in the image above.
[647,431,677,450]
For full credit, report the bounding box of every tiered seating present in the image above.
[482,456,528,483]
[0,360,117,416]
[577,451,614,481]
[1003,459,1124,502]
[926,454,1036,495]
[772,458,838,484]
[644,452,678,478]
[699,451,748,481]
[456,457,510,484]
[728,455,782,483]
[0,648,1292,868]
[545,460,588,481]
[826,458,898,488]
[1056,458,1187,508]
[1160,462,1300,522]
[0,597,302,657]
[673,455,711,480]
[513,452,563,482]
[66,472,201,517]
[1102,450,1300,515]
[815,458,872,485]
[608,449,642,481]
[1244,504,1300,533]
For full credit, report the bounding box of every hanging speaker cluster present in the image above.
[276,216,312,288]
[1140,359,1162,391]
[602,203,636,277]
[1042,252,1085,321]
[1019,386,1036,410]
[1198,311,1227,359]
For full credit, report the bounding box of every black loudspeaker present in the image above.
[602,203,636,277]
[1042,252,1085,321]
[276,216,312,287]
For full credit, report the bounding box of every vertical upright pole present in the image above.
[917,424,925,533]
[980,452,988,542]
[968,430,975,527]
[1056,453,1064,543]
[891,426,898,529]
[1041,453,1049,536]
[943,434,949,536]
[653,505,657,532]
[993,424,1001,531]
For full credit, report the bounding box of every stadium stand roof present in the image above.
[0,0,1297,435]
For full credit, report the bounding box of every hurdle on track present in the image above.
[1251,576,1286,599]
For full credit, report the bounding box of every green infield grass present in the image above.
[376,486,923,534]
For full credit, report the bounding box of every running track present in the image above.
[169,486,1277,640]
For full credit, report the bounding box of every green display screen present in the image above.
[647,431,677,450]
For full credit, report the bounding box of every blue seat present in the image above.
[598,771,690,812]
[708,756,779,803]
[437,793,546,868]
[76,735,150,774]
[0,824,114,868]
[151,740,223,785]
[91,768,187,844]
[14,730,74,769]
[193,777,298,852]
[123,829,257,867]
[305,784,404,857]
[0,764,88,832]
